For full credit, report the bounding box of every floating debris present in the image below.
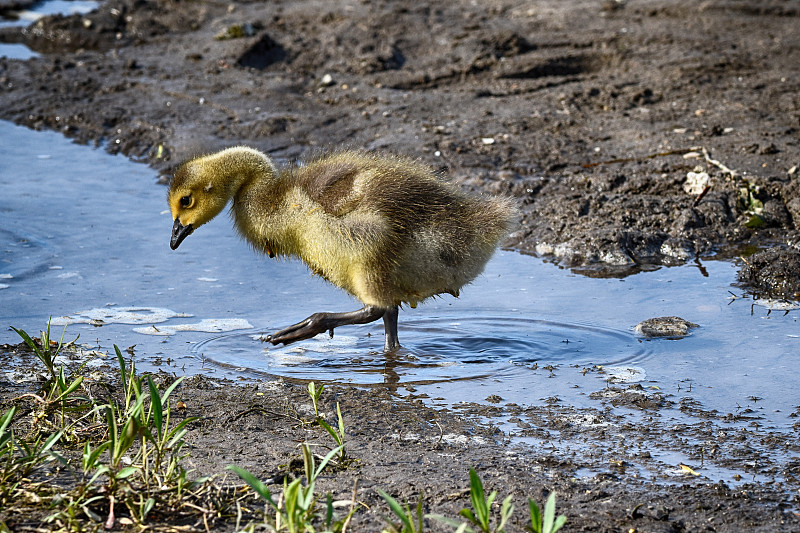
[52,307,192,326]
[753,298,799,311]
[605,366,647,383]
[133,318,253,336]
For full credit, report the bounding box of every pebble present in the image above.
[319,73,335,87]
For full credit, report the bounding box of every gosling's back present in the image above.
[232,151,516,308]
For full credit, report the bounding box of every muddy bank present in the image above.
[1,341,798,532]
[0,0,799,287]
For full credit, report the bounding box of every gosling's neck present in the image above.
[201,146,278,200]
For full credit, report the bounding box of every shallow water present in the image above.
[0,0,98,59]
[1,120,799,484]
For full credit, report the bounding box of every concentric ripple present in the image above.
[192,315,651,385]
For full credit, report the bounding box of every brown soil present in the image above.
[2,341,799,532]
[1,0,800,531]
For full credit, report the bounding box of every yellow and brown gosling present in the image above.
[168,147,516,351]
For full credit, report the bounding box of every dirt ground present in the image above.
[1,0,800,530]
[2,341,799,532]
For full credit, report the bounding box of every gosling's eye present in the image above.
[179,195,192,208]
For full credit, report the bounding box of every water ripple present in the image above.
[192,316,651,385]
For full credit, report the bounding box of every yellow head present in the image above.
[167,146,276,250]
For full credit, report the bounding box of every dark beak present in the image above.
[170,219,194,250]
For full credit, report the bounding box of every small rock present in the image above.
[683,170,709,195]
[319,73,335,87]
[634,317,698,338]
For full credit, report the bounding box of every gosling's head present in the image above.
[167,158,228,250]
[168,147,276,250]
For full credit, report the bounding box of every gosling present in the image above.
[168,147,516,351]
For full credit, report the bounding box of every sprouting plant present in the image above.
[141,375,198,485]
[0,406,64,501]
[0,407,18,489]
[308,381,324,418]
[0,408,14,457]
[130,494,156,524]
[12,322,87,424]
[432,469,513,533]
[13,429,64,478]
[11,318,76,381]
[228,443,344,532]
[80,440,110,484]
[377,490,425,533]
[306,382,347,462]
[115,345,142,415]
[318,402,347,462]
[527,493,566,533]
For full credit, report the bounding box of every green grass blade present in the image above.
[336,402,345,440]
[55,375,83,402]
[166,417,200,448]
[416,494,424,533]
[377,489,413,531]
[543,493,555,533]
[528,499,541,533]
[497,494,514,532]
[318,419,343,446]
[0,407,16,449]
[116,466,139,479]
[468,469,489,529]
[39,430,63,456]
[302,443,314,482]
[551,515,566,533]
[459,508,477,523]
[160,376,185,405]
[147,376,163,439]
[227,465,279,510]
[314,445,343,479]
[114,345,128,397]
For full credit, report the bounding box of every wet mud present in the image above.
[1,0,800,530]
[2,342,799,532]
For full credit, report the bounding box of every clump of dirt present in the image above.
[739,247,800,299]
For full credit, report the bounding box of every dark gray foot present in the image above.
[265,305,393,347]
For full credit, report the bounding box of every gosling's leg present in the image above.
[266,305,395,347]
[383,305,400,352]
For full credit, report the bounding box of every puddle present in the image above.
[1,120,799,487]
[194,317,651,385]
[0,0,98,59]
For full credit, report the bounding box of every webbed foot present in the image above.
[265,305,390,346]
